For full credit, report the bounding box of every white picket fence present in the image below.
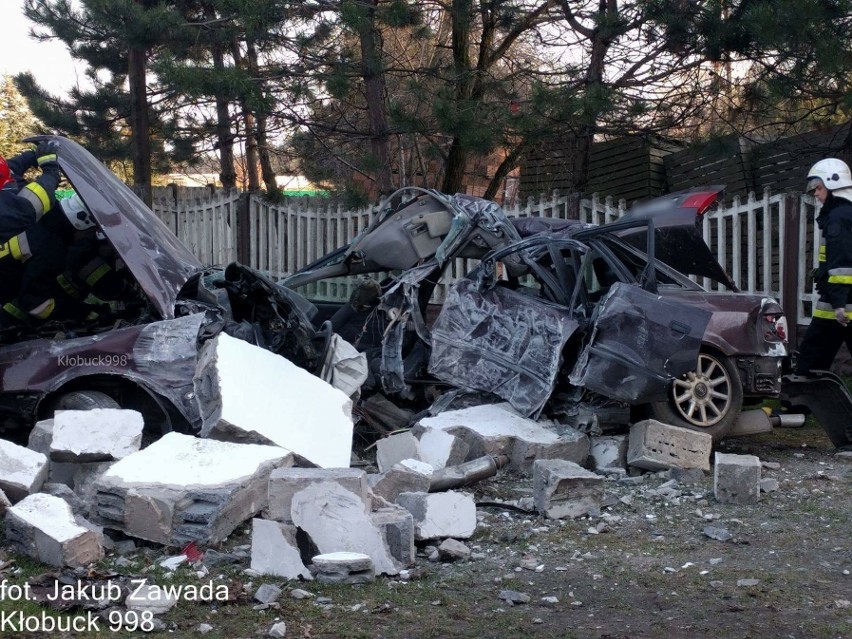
[150,187,819,327]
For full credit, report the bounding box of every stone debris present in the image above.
[759,478,779,493]
[5,493,103,567]
[396,490,477,540]
[126,583,180,614]
[627,419,712,472]
[369,506,416,567]
[312,551,375,584]
[714,452,761,504]
[0,488,10,516]
[194,332,354,468]
[250,518,312,580]
[416,427,469,470]
[438,538,471,561]
[418,403,589,474]
[375,432,423,473]
[589,435,628,475]
[291,482,400,575]
[703,526,733,542]
[0,439,48,502]
[267,467,370,523]
[50,409,144,462]
[268,621,287,638]
[92,432,292,545]
[499,589,531,605]
[253,583,282,604]
[533,459,604,519]
[41,482,86,516]
[368,463,432,504]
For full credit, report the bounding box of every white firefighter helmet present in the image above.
[60,194,96,230]
[807,158,852,192]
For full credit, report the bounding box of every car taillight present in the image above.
[682,192,719,216]
[763,313,787,342]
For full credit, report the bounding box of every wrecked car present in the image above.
[0,136,334,440]
[283,187,788,441]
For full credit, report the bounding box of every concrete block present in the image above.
[418,403,588,474]
[396,491,476,540]
[5,493,103,567]
[375,432,422,473]
[368,464,431,504]
[714,452,761,504]
[42,483,86,516]
[312,552,375,584]
[267,468,369,523]
[291,482,399,575]
[590,435,628,475]
[250,518,312,580]
[417,427,469,470]
[92,432,292,545]
[533,459,604,519]
[0,439,48,502]
[370,506,415,567]
[627,419,712,472]
[195,333,353,468]
[48,462,78,488]
[27,419,54,455]
[51,409,144,462]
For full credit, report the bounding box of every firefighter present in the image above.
[795,158,852,374]
[0,141,60,240]
[0,193,102,330]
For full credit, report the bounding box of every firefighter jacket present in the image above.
[813,192,852,319]
[0,150,60,243]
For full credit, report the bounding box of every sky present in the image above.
[0,4,84,92]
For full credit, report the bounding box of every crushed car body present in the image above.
[283,186,788,441]
[0,136,340,439]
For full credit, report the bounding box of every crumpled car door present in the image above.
[429,277,579,417]
[569,281,711,402]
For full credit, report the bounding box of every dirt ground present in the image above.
[0,421,850,639]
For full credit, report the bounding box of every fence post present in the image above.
[236,192,252,265]
[781,193,801,346]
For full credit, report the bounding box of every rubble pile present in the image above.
[0,354,798,629]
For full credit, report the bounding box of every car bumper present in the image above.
[736,355,785,396]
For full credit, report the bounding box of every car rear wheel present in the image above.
[648,351,743,441]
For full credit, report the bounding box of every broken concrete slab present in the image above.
[418,403,589,474]
[533,459,604,519]
[194,332,353,468]
[396,491,477,540]
[312,552,375,584]
[590,435,628,476]
[417,427,469,471]
[250,518,312,580]
[375,432,422,473]
[267,468,370,523]
[5,493,103,567]
[714,452,761,504]
[0,439,48,502]
[368,464,432,504]
[92,432,292,545]
[27,419,54,455]
[627,419,712,472]
[50,409,144,462]
[369,506,415,567]
[291,482,399,576]
[42,483,86,516]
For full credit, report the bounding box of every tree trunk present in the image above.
[441,0,473,194]
[358,0,394,196]
[213,42,237,190]
[245,40,277,194]
[231,39,259,191]
[128,46,152,207]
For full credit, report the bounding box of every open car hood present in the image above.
[47,136,203,318]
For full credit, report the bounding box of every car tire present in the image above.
[648,351,743,441]
[50,390,120,412]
